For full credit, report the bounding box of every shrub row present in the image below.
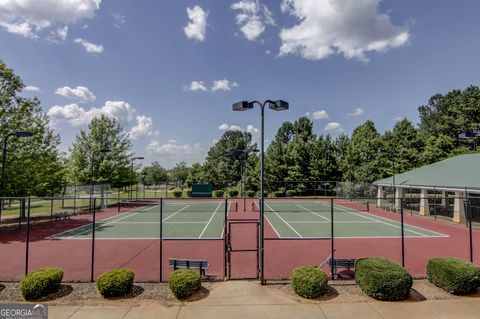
[291,266,328,298]
[168,269,201,299]
[427,257,480,295]
[96,269,135,298]
[20,267,64,301]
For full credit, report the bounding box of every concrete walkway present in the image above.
[49,282,480,319]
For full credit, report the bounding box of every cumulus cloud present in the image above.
[47,100,135,127]
[324,122,343,133]
[130,115,153,140]
[347,107,364,116]
[0,0,100,38]
[147,141,206,167]
[55,86,96,102]
[74,38,103,53]
[279,0,410,61]
[185,79,239,92]
[211,79,239,92]
[55,25,68,40]
[306,110,329,120]
[112,13,125,29]
[219,124,242,131]
[23,85,40,92]
[231,0,275,41]
[184,5,207,41]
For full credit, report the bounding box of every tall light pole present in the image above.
[233,100,289,284]
[0,131,34,222]
[130,156,144,201]
[90,147,110,212]
[232,147,259,211]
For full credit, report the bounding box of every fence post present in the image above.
[90,198,96,282]
[464,199,473,263]
[224,198,228,279]
[50,188,54,222]
[330,198,335,279]
[73,185,77,215]
[25,197,31,275]
[160,198,163,282]
[400,198,405,267]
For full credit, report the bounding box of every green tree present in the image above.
[0,61,65,197]
[66,115,133,188]
[140,161,168,186]
[170,161,190,183]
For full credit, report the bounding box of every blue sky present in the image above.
[1,0,480,168]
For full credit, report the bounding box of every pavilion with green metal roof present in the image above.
[374,153,480,223]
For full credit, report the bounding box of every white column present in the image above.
[419,189,429,216]
[453,191,466,223]
[440,191,446,206]
[377,187,384,208]
[394,187,403,212]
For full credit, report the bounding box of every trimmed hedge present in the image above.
[96,269,134,298]
[286,190,297,197]
[355,258,412,301]
[228,189,239,197]
[173,190,182,198]
[246,190,256,197]
[168,269,201,299]
[214,190,225,198]
[20,267,63,301]
[291,266,329,298]
[186,190,192,197]
[427,257,480,295]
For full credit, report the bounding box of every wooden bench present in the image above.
[327,258,357,279]
[54,211,74,221]
[169,258,208,276]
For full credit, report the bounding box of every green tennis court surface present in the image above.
[263,201,448,238]
[50,201,228,239]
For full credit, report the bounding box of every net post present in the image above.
[160,198,163,282]
[400,197,405,267]
[330,197,334,280]
[91,198,97,282]
[25,197,31,275]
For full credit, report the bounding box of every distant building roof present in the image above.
[374,153,480,192]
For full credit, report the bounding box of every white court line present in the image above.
[296,205,331,221]
[265,214,282,238]
[288,220,378,224]
[162,205,190,222]
[319,202,448,238]
[220,202,232,239]
[199,202,223,239]
[265,203,303,238]
[109,221,207,224]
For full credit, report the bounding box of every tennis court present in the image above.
[261,201,448,239]
[49,201,230,240]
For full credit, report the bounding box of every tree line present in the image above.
[1,61,479,197]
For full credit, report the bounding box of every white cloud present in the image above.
[56,25,68,40]
[23,85,40,92]
[246,124,259,134]
[55,86,96,103]
[324,122,343,133]
[184,5,207,41]
[147,141,206,167]
[231,0,275,41]
[0,0,100,38]
[185,79,239,92]
[306,110,329,120]
[211,79,239,92]
[347,107,364,116]
[219,124,242,131]
[47,100,136,127]
[279,0,410,61]
[74,38,103,53]
[129,115,153,140]
[112,13,125,28]
[184,81,208,92]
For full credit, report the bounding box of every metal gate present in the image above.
[226,220,259,280]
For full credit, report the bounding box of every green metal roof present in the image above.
[374,153,480,190]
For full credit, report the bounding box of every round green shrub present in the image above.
[273,191,285,197]
[96,269,134,298]
[168,269,201,299]
[286,190,297,197]
[427,257,480,295]
[186,190,192,197]
[355,258,412,301]
[20,267,63,301]
[228,189,239,197]
[214,190,225,198]
[291,266,329,298]
[173,190,182,198]
[246,190,256,197]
